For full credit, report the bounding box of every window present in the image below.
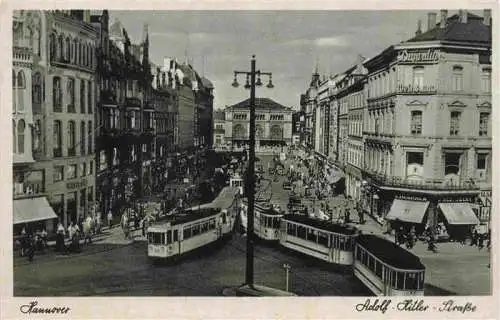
[444,153,461,175]
[80,80,85,113]
[12,71,16,112]
[53,77,62,112]
[477,154,486,170]
[450,111,461,136]
[88,121,92,154]
[32,120,42,153]
[17,119,25,154]
[412,66,424,89]
[49,33,56,60]
[479,112,489,136]
[67,78,75,112]
[67,164,77,179]
[53,120,62,157]
[32,72,42,105]
[233,113,247,120]
[68,121,76,156]
[89,160,94,175]
[80,163,86,177]
[87,80,92,114]
[64,37,70,61]
[88,186,93,203]
[481,68,491,93]
[410,110,422,135]
[53,166,64,182]
[80,121,86,155]
[452,66,463,92]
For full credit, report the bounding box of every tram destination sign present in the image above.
[397,49,440,64]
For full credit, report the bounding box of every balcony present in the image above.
[13,46,33,65]
[125,98,141,110]
[365,171,480,192]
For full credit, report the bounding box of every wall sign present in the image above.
[398,84,436,93]
[66,179,88,190]
[397,49,440,63]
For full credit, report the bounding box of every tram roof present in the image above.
[151,208,219,227]
[356,234,425,270]
[282,214,358,235]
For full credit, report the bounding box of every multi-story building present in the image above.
[302,69,321,150]
[291,110,305,146]
[13,11,98,230]
[12,11,60,234]
[360,10,492,233]
[94,14,154,217]
[223,98,293,149]
[212,109,226,150]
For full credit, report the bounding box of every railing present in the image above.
[13,46,32,63]
[366,171,480,191]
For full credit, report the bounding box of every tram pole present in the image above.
[232,55,274,288]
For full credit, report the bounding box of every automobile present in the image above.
[282,181,292,190]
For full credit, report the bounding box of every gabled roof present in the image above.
[109,18,125,38]
[406,12,491,44]
[228,98,292,111]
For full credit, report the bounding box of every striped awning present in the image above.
[385,199,430,224]
[438,203,480,225]
[13,197,58,225]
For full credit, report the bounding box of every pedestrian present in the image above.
[471,227,478,246]
[107,210,113,229]
[56,221,65,253]
[478,233,485,251]
[83,216,93,245]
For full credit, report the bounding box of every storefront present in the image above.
[13,196,58,234]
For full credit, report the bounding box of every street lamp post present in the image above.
[232,55,273,288]
[283,263,291,292]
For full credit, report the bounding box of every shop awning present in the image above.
[385,199,430,224]
[438,203,480,225]
[13,197,58,225]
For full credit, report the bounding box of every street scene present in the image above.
[12,9,492,297]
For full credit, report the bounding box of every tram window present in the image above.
[201,222,207,233]
[396,272,405,290]
[404,272,418,290]
[192,224,200,236]
[147,233,153,244]
[297,225,306,239]
[338,237,346,251]
[418,272,424,290]
[273,217,280,228]
[318,231,328,247]
[222,213,227,224]
[306,228,316,242]
[209,219,216,229]
[173,230,178,242]
[167,230,172,244]
[183,227,191,239]
[390,270,397,288]
[161,233,166,245]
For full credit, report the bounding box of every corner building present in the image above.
[361,10,492,234]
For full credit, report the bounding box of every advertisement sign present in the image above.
[397,49,440,64]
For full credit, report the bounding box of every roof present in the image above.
[406,12,491,44]
[228,98,292,111]
[201,77,214,89]
[211,186,239,209]
[109,18,125,38]
[151,208,220,228]
[357,234,425,270]
[281,214,359,235]
[213,110,225,121]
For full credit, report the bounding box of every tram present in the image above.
[279,214,359,265]
[353,234,426,296]
[240,200,284,241]
[147,187,239,262]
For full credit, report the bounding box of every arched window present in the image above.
[53,77,62,112]
[49,33,56,60]
[57,34,64,60]
[67,78,75,112]
[452,65,463,92]
[17,119,25,154]
[67,120,75,156]
[12,120,16,153]
[82,43,87,67]
[32,72,42,105]
[87,80,92,114]
[80,80,86,113]
[80,121,86,155]
[79,41,83,65]
[17,71,25,111]
[65,36,70,61]
[72,38,77,63]
[53,120,62,157]
[33,119,41,152]
[88,120,92,154]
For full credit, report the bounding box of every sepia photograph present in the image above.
[7,4,496,315]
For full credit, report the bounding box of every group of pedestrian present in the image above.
[16,226,46,262]
[470,226,491,251]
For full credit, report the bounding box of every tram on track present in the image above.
[353,234,426,296]
[279,214,359,265]
[147,187,239,262]
[240,200,284,241]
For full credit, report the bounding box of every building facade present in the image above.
[222,98,293,149]
[13,11,98,230]
[94,14,155,218]
[212,109,226,150]
[360,10,491,232]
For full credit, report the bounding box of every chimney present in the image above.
[459,9,468,23]
[428,12,437,30]
[415,19,422,36]
[484,9,491,26]
[440,9,448,28]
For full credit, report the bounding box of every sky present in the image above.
[109,10,472,110]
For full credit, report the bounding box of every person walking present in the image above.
[107,210,113,230]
